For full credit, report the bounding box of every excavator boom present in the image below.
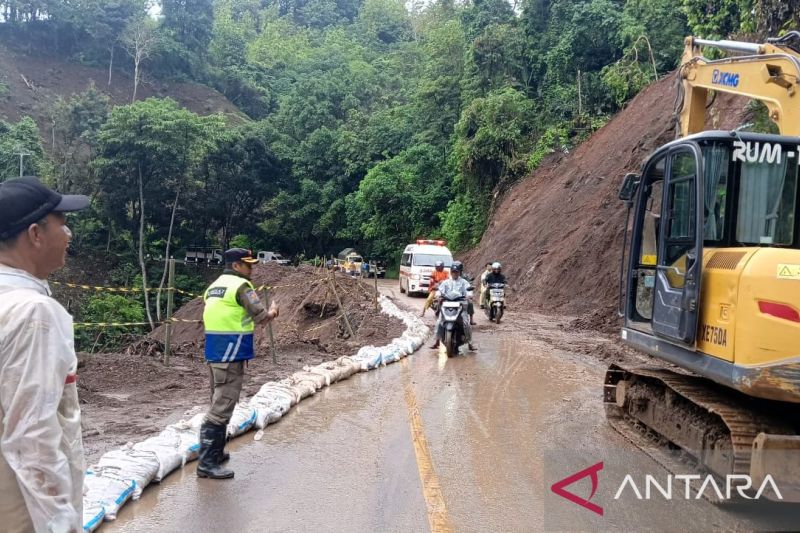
[679,35,800,136]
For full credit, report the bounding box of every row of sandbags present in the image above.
[83,295,429,531]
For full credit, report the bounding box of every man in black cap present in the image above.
[199,248,279,479]
[0,177,90,532]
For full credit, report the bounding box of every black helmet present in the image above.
[435,260,445,268]
[450,261,463,273]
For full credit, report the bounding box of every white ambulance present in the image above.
[398,239,454,296]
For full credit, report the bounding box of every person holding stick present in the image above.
[199,248,278,480]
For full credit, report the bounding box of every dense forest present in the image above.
[0,1,798,311]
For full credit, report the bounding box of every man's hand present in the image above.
[268,301,279,320]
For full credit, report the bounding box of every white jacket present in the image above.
[0,265,83,533]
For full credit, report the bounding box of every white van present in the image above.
[257,251,290,265]
[398,240,453,296]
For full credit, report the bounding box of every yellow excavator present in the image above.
[608,33,800,500]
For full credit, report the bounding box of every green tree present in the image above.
[351,144,449,258]
[681,0,752,40]
[451,87,537,192]
[94,98,222,326]
[0,117,51,180]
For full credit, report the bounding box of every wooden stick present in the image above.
[328,272,356,339]
[263,287,278,364]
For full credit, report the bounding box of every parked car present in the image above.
[257,251,291,265]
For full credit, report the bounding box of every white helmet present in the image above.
[492,262,501,270]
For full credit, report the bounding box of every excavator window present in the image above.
[701,143,729,243]
[735,156,798,246]
[633,155,665,320]
[662,151,697,290]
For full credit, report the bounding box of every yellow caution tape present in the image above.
[52,281,202,297]
[73,317,203,329]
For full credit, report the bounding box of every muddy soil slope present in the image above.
[463,74,750,330]
[0,45,244,130]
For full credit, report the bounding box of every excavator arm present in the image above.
[679,34,800,136]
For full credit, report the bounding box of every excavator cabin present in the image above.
[619,131,800,402]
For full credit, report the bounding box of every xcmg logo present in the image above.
[712,69,740,87]
[550,461,783,516]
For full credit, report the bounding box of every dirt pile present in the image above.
[463,74,751,332]
[79,265,404,461]
[140,263,400,358]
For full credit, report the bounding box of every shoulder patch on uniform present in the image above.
[245,290,261,305]
[207,287,227,298]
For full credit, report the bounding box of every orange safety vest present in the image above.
[430,270,449,290]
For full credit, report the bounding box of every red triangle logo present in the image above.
[550,461,604,516]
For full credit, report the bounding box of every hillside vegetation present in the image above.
[1,0,799,336]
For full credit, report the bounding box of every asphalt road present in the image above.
[105,280,800,532]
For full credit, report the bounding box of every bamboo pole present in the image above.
[163,258,175,366]
[263,286,278,364]
[371,261,378,310]
[328,272,356,339]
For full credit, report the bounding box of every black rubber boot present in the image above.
[197,422,234,479]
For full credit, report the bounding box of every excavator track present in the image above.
[604,363,798,502]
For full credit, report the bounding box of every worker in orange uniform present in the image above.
[421,261,449,317]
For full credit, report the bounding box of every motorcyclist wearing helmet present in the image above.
[483,262,507,308]
[430,261,475,351]
[421,260,449,317]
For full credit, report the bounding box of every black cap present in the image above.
[224,248,258,264]
[0,177,90,240]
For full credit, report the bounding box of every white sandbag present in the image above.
[94,446,159,499]
[249,391,291,429]
[227,402,257,438]
[162,421,201,463]
[306,362,347,384]
[353,346,382,370]
[82,500,105,532]
[314,363,343,383]
[187,412,206,431]
[83,469,136,521]
[250,403,279,429]
[133,433,184,482]
[335,356,361,379]
[290,379,316,400]
[291,371,327,390]
[380,346,402,365]
[256,381,298,406]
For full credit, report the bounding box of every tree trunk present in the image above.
[156,186,180,321]
[138,163,154,329]
[132,57,140,103]
[108,45,114,86]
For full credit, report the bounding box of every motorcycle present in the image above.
[484,282,505,324]
[438,294,468,357]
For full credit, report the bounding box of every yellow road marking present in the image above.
[402,360,453,533]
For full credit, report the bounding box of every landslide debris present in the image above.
[463,74,751,333]
[78,264,403,461]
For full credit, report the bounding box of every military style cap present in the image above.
[224,248,259,264]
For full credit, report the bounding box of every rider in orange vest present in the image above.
[421,261,450,317]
